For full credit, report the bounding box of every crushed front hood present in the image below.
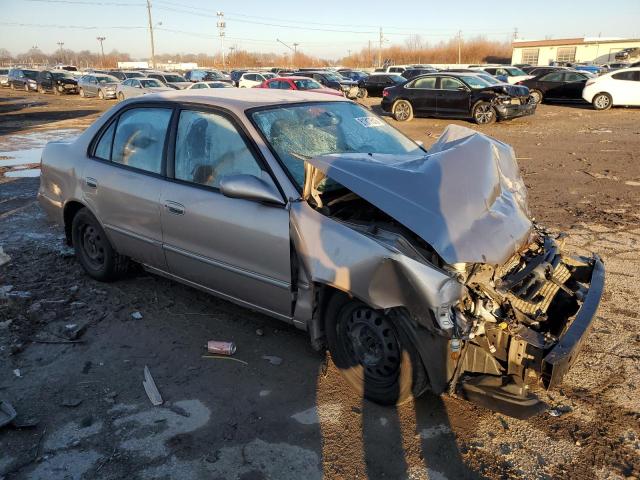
[303,124,533,265]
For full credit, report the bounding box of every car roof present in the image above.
[135,88,346,115]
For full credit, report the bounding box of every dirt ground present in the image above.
[0,89,639,480]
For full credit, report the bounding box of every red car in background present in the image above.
[257,76,344,97]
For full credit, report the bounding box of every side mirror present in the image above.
[219,174,285,206]
[457,86,468,91]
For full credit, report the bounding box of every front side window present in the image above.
[111,108,172,174]
[462,76,490,89]
[174,110,262,188]
[563,72,586,82]
[293,79,321,90]
[440,77,465,90]
[251,102,422,187]
[140,79,162,87]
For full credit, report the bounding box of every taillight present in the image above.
[383,88,389,97]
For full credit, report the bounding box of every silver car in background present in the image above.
[38,89,603,417]
[146,71,192,90]
[0,68,9,87]
[115,77,173,100]
[78,73,120,100]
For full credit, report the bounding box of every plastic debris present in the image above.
[262,355,283,366]
[142,366,163,406]
[13,369,21,377]
[0,246,10,267]
[0,400,17,428]
[131,311,143,320]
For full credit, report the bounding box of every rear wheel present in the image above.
[38,85,46,94]
[529,89,543,104]
[592,92,612,110]
[117,92,125,101]
[54,86,61,96]
[24,83,29,92]
[98,89,104,100]
[10,83,15,90]
[79,88,85,98]
[325,295,427,405]
[357,87,368,99]
[392,99,413,122]
[71,208,129,282]
[472,101,497,124]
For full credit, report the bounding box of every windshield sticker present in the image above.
[354,116,385,128]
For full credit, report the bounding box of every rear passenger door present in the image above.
[405,76,438,113]
[561,72,588,99]
[82,105,173,268]
[159,108,292,317]
[611,70,640,105]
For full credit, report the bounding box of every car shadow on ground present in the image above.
[0,109,101,136]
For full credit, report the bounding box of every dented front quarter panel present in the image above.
[289,200,462,325]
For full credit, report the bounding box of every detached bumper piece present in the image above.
[460,375,546,419]
[495,100,536,120]
[542,255,605,388]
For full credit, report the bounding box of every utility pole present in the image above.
[96,36,106,67]
[57,41,64,63]
[457,30,462,65]
[146,0,156,68]
[229,46,235,68]
[217,11,226,69]
[512,28,518,41]
[368,40,371,67]
[378,27,384,68]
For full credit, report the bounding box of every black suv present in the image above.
[381,72,535,124]
[8,68,39,91]
[36,70,78,95]
[294,70,360,98]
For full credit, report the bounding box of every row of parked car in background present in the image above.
[1,60,638,124]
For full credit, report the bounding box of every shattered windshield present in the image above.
[251,101,423,187]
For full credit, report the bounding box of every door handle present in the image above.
[85,177,98,188]
[164,201,185,215]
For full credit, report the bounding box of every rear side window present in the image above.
[540,72,564,82]
[111,108,172,174]
[174,110,262,188]
[564,72,585,82]
[94,122,116,160]
[412,77,436,89]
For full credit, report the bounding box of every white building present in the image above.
[511,37,640,66]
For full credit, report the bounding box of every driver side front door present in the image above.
[159,107,292,319]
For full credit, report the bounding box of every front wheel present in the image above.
[117,92,125,101]
[392,99,413,122]
[79,88,85,98]
[325,295,428,405]
[529,89,543,104]
[24,83,29,92]
[98,89,104,100]
[357,87,368,99]
[592,92,612,110]
[38,85,46,94]
[71,208,129,282]
[472,101,497,125]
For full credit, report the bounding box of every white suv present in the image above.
[582,67,640,110]
[238,72,276,88]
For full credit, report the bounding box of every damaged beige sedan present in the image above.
[38,89,604,418]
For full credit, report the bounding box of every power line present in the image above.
[24,0,143,6]
[0,21,145,30]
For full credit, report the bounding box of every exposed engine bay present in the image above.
[292,124,604,417]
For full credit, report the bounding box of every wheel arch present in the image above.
[63,200,105,246]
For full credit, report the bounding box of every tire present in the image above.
[472,101,497,125]
[79,88,85,98]
[71,208,129,282]
[98,89,104,100]
[10,83,15,90]
[38,85,46,94]
[357,87,368,99]
[392,99,413,122]
[324,295,428,405]
[54,86,61,96]
[592,92,612,111]
[117,92,125,102]
[529,89,543,104]
[24,83,29,92]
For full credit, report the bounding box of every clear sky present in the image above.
[1,0,639,59]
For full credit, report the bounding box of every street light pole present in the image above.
[57,41,64,63]
[96,36,106,67]
[217,11,226,69]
